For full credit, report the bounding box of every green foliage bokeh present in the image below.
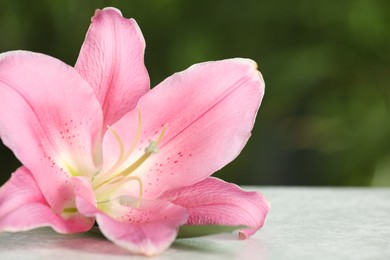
[0,0,389,186]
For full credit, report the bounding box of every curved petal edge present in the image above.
[0,167,94,234]
[75,7,150,126]
[103,58,265,199]
[75,187,188,256]
[160,177,270,239]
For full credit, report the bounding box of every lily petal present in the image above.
[0,167,94,233]
[160,177,270,239]
[75,7,150,126]
[104,58,264,198]
[0,51,103,211]
[76,192,188,256]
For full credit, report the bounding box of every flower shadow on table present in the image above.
[173,232,267,258]
[0,227,130,256]
[1,227,266,258]
[53,227,132,256]
[173,238,230,254]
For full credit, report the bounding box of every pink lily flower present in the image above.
[0,7,269,256]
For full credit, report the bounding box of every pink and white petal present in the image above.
[0,51,103,210]
[75,7,150,126]
[0,167,94,233]
[103,58,264,199]
[76,195,188,256]
[160,177,270,239]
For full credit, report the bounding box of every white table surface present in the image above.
[1,187,389,260]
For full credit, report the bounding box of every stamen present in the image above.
[123,176,143,208]
[93,108,142,186]
[157,124,168,144]
[107,125,125,167]
[93,147,149,191]
[92,109,168,211]
[102,125,168,182]
[115,151,152,177]
[96,176,143,208]
[122,108,142,165]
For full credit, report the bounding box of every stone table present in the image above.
[1,187,389,259]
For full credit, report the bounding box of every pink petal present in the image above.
[76,193,188,256]
[160,177,270,239]
[0,167,94,233]
[103,58,264,198]
[75,7,150,126]
[0,51,103,211]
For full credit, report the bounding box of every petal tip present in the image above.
[239,231,247,240]
[93,7,123,21]
[233,57,258,69]
[102,7,123,16]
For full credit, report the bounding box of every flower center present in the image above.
[91,108,166,209]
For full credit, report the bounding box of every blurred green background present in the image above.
[0,0,389,187]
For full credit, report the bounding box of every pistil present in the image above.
[91,108,167,209]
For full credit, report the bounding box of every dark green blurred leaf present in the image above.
[0,0,389,187]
